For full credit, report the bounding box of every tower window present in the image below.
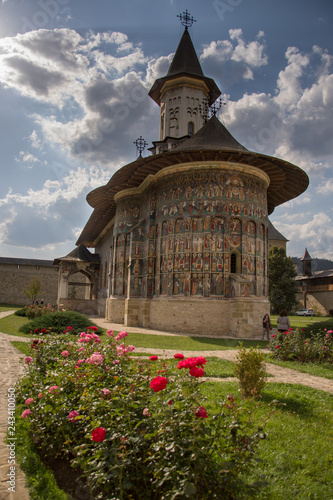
[188,121,194,136]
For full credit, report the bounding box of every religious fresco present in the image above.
[111,168,268,299]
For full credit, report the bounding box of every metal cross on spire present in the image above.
[210,98,226,117]
[177,9,196,30]
[134,136,148,157]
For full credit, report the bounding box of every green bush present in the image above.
[16,332,267,499]
[233,344,268,398]
[18,311,103,336]
[14,308,27,317]
[269,328,333,363]
[303,318,333,337]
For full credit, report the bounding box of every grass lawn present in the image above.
[0,315,31,336]
[270,314,331,329]
[0,303,24,313]
[203,381,333,499]
[122,332,268,350]
[265,356,333,380]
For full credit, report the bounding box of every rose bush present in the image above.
[16,330,267,499]
[269,328,333,363]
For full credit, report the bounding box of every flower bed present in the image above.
[268,328,333,363]
[16,329,267,499]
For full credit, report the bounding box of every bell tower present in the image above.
[148,10,221,153]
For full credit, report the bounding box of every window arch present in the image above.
[188,121,194,136]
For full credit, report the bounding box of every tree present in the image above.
[23,277,42,304]
[268,246,298,314]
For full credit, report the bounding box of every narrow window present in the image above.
[188,121,194,137]
[230,253,237,273]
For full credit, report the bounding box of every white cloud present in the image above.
[273,213,333,259]
[15,151,40,164]
[29,130,43,150]
[200,29,268,81]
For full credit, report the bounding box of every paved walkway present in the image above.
[0,311,30,500]
[0,311,332,499]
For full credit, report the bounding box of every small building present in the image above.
[55,17,309,337]
[295,249,333,315]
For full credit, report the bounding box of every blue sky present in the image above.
[0,0,332,261]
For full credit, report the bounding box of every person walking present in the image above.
[277,309,291,332]
[262,313,272,340]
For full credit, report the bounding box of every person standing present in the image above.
[262,313,272,340]
[277,309,291,332]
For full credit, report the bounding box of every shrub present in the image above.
[233,344,268,398]
[269,328,333,363]
[303,318,333,338]
[18,311,103,336]
[16,332,267,499]
[14,308,27,317]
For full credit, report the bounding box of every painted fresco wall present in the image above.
[109,165,268,302]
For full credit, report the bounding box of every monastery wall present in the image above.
[0,262,59,306]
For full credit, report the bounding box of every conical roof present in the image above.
[167,28,204,77]
[176,115,248,152]
[149,28,220,106]
[301,248,312,261]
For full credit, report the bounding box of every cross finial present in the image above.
[177,9,196,30]
[199,98,209,124]
[209,98,226,118]
[134,136,148,157]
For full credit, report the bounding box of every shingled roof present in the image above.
[267,219,288,242]
[176,115,248,152]
[53,244,100,265]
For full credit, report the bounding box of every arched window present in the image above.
[188,121,194,136]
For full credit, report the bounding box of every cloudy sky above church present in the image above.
[0,0,332,260]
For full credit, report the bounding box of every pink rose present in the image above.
[61,350,70,357]
[24,356,33,365]
[68,410,80,422]
[101,388,110,395]
[106,329,114,337]
[22,409,32,418]
[143,408,151,416]
[49,386,59,393]
[25,398,34,405]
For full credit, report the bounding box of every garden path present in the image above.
[0,311,30,500]
[0,310,332,500]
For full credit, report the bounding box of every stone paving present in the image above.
[0,311,30,500]
[0,311,332,499]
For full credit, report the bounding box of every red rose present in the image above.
[150,376,168,393]
[195,406,208,418]
[189,367,205,378]
[174,353,184,360]
[91,326,98,331]
[149,356,158,361]
[91,427,106,442]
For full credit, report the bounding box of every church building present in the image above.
[55,14,309,337]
